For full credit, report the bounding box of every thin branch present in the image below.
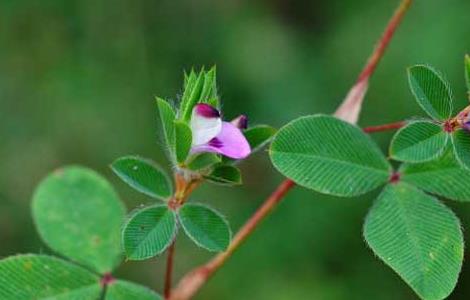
[335,0,413,123]
[169,179,295,300]
[363,121,406,133]
[169,1,413,298]
[164,241,177,299]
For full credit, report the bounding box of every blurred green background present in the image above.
[1,0,470,299]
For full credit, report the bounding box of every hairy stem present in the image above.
[164,241,177,299]
[363,121,406,133]
[169,1,413,298]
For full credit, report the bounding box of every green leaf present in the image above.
[407,65,453,121]
[451,129,470,170]
[270,115,391,197]
[465,54,470,93]
[187,153,221,171]
[178,204,231,252]
[156,97,176,152]
[181,69,205,121]
[174,121,192,164]
[111,156,172,200]
[32,166,125,273]
[106,280,162,300]
[245,125,276,153]
[364,183,463,300]
[0,254,101,300]
[122,205,177,260]
[401,149,470,201]
[204,165,242,185]
[389,121,448,163]
[199,66,218,105]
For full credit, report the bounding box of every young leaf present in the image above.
[156,97,176,152]
[204,165,242,185]
[451,129,470,170]
[187,153,221,171]
[364,183,463,300]
[178,203,231,252]
[199,66,217,105]
[111,156,172,200]
[401,149,470,201]
[270,115,391,197]
[0,254,101,300]
[465,54,470,93]
[174,121,192,164]
[244,125,277,153]
[122,205,177,260]
[106,280,162,300]
[32,166,125,273]
[181,70,205,121]
[407,65,453,121]
[389,121,448,162]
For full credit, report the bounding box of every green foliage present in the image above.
[205,165,242,185]
[407,65,453,121]
[465,55,470,92]
[187,153,221,171]
[178,204,231,252]
[174,120,193,164]
[364,183,463,300]
[389,121,447,162]
[122,205,177,260]
[199,67,218,107]
[106,280,162,300]
[32,166,125,274]
[156,97,176,155]
[451,129,470,170]
[0,254,102,300]
[401,149,470,202]
[111,156,172,200]
[270,115,391,196]
[244,125,277,153]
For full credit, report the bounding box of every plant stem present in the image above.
[164,241,176,299]
[363,121,406,133]
[169,1,413,298]
[335,0,413,123]
[169,179,295,300]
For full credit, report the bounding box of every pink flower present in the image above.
[190,104,251,159]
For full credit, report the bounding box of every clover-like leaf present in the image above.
[204,165,242,185]
[187,153,221,171]
[178,203,231,252]
[32,166,125,273]
[244,125,276,153]
[106,280,162,300]
[0,254,102,300]
[390,121,448,162]
[270,115,391,197]
[451,129,470,170]
[364,183,463,300]
[407,65,453,121]
[122,205,177,260]
[174,121,193,164]
[401,148,470,201]
[111,156,172,200]
[156,97,176,153]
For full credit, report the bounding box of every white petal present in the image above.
[190,104,222,146]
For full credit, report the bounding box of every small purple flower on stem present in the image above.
[457,107,470,131]
[190,104,251,159]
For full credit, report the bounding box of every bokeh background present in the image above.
[1,0,470,299]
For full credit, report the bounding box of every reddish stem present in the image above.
[164,241,177,299]
[169,179,296,300]
[363,121,406,133]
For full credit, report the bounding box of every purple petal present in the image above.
[191,104,222,146]
[231,115,248,130]
[194,103,220,118]
[191,122,251,159]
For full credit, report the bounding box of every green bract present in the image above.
[364,183,463,300]
[465,54,470,92]
[111,156,173,200]
[270,114,391,196]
